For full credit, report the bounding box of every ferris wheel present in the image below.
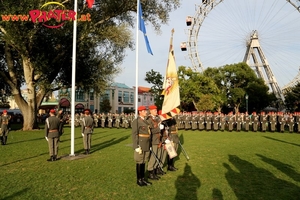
[184,0,300,101]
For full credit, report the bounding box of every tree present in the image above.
[178,66,221,111]
[204,62,272,113]
[100,98,112,114]
[284,83,300,112]
[0,0,180,130]
[144,69,164,109]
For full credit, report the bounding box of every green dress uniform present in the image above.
[198,113,205,130]
[146,114,162,180]
[287,114,295,133]
[205,113,212,131]
[191,114,199,130]
[0,112,11,145]
[228,113,235,132]
[132,114,152,186]
[269,113,277,132]
[252,113,259,132]
[81,112,94,154]
[243,113,251,132]
[45,113,61,161]
[165,118,179,171]
[212,113,219,131]
[236,113,243,131]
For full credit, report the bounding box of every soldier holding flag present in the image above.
[132,106,152,187]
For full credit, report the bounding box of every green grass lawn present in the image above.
[1,126,300,200]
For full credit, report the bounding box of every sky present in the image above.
[114,0,300,89]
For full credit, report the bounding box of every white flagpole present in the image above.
[135,0,140,118]
[70,0,78,156]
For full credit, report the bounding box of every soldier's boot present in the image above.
[136,164,146,186]
[148,170,159,180]
[84,149,88,155]
[167,158,177,171]
[87,149,90,154]
[0,136,2,144]
[154,169,161,179]
[47,156,54,162]
[53,155,57,161]
[140,164,152,186]
[2,136,7,145]
[156,167,166,175]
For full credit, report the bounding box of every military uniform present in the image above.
[227,113,235,132]
[212,112,219,131]
[45,110,61,161]
[236,113,243,132]
[243,112,251,131]
[269,112,277,132]
[251,113,259,132]
[81,110,94,154]
[57,110,68,136]
[205,113,212,131]
[146,105,162,180]
[132,106,152,186]
[287,113,295,133]
[0,110,11,145]
[165,117,179,171]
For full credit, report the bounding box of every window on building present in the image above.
[76,90,84,101]
[123,91,129,103]
[90,92,94,100]
[118,91,122,102]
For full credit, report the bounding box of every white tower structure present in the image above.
[243,30,285,102]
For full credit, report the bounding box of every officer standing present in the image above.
[146,105,163,180]
[57,109,68,136]
[0,110,11,145]
[81,109,94,154]
[132,106,152,187]
[166,117,179,171]
[45,109,61,161]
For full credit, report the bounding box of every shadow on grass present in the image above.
[263,136,300,147]
[2,188,30,200]
[256,154,300,182]
[175,163,200,200]
[74,135,130,155]
[0,152,48,167]
[212,188,223,200]
[8,137,44,145]
[223,155,300,200]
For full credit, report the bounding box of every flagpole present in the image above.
[70,0,78,156]
[135,0,140,118]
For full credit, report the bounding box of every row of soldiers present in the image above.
[74,112,135,129]
[173,111,300,133]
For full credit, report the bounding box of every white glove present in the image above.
[45,136,48,141]
[81,133,84,137]
[159,124,164,130]
[165,139,170,144]
[135,146,142,154]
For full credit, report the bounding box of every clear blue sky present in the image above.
[115,0,300,89]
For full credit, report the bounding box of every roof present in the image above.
[112,83,131,89]
[138,86,151,93]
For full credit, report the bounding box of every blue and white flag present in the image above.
[138,1,153,55]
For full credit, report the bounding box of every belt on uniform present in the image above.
[2,123,8,124]
[171,131,177,134]
[49,129,58,132]
[138,134,150,138]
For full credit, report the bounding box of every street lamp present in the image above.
[245,94,249,112]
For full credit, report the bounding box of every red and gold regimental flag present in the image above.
[160,29,180,121]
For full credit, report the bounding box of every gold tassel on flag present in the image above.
[160,29,181,121]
